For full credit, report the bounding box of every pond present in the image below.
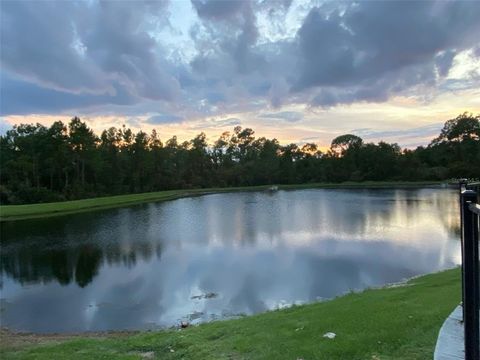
[0,187,460,333]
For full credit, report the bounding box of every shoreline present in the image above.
[0,266,454,338]
[0,181,443,222]
[0,267,461,359]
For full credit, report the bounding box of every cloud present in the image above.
[191,0,262,75]
[351,124,443,139]
[79,1,181,101]
[350,123,444,148]
[0,72,136,116]
[187,0,480,111]
[259,111,303,122]
[435,50,457,77]
[191,0,245,21]
[210,117,241,127]
[190,117,241,130]
[293,1,480,105]
[146,114,184,125]
[0,1,107,95]
[0,0,479,118]
[126,117,142,128]
[0,0,180,112]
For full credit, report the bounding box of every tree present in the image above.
[330,134,363,156]
[431,112,480,145]
[131,131,150,192]
[45,121,69,191]
[68,117,97,190]
[429,113,480,178]
[1,113,478,205]
[188,132,212,187]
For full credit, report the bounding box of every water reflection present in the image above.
[0,187,460,333]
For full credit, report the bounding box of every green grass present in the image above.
[0,181,441,221]
[0,268,460,359]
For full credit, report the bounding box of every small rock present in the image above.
[140,351,155,359]
[180,321,190,329]
[323,332,336,339]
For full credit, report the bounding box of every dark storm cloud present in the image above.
[0,72,136,116]
[1,0,479,117]
[187,1,297,110]
[78,0,181,101]
[296,1,475,88]
[191,0,245,20]
[310,61,437,107]
[0,1,106,94]
[296,9,356,88]
[0,0,179,115]
[294,0,480,105]
[191,0,264,75]
[188,0,480,110]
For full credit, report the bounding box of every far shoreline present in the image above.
[0,180,445,222]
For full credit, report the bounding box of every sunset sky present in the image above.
[1,0,479,148]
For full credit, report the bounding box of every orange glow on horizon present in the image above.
[3,89,479,149]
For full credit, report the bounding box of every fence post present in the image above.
[460,189,479,360]
[459,180,468,323]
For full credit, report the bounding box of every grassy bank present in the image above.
[0,268,460,360]
[0,181,441,221]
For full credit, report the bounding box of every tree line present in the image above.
[0,113,479,205]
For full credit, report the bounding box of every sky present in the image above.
[1,0,479,148]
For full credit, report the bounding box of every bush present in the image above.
[0,185,14,205]
[12,186,64,204]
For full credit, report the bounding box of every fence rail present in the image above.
[469,203,480,215]
[460,183,479,360]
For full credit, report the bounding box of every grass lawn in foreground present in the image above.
[0,181,441,221]
[0,268,460,360]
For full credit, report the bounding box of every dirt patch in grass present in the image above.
[0,328,138,352]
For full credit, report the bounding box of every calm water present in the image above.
[0,187,460,333]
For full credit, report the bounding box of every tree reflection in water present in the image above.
[0,188,461,333]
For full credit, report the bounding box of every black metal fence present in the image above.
[460,180,480,360]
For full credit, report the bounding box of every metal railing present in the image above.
[460,180,479,360]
